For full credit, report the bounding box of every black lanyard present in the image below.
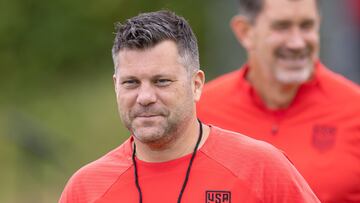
[132,119,203,203]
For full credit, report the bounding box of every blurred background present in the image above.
[0,0,359,202]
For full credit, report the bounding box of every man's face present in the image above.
[247,0,320,84]
[113,40,199,144]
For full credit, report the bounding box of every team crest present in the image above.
[312,125,337,151]
[206,190,231,203]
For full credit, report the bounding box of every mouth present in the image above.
[276,48,311,66]
[277,55,309,68]
[134,114,164,121]
[131,107,168,121]
[136,114,162,117]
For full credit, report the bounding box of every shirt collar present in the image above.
[238,60,323,113]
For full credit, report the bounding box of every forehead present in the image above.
[116,40,184,76]
[261,0,319,21]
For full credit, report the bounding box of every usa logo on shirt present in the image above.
[206,190,231,203]
[312,125,337,151]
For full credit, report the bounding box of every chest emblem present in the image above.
[312,125,337,151]
[206,190,231,203]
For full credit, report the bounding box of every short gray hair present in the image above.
[112,10,200,74]
[238,0,320,24]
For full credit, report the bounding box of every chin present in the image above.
[133,126,166,143]
[275,66,313,84]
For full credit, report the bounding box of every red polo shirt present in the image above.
[197,62,360,203]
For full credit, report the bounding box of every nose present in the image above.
[286,28,306,50]
[136,83,157,106]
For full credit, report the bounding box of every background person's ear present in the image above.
[230,15,254,50]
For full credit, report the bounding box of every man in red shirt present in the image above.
[59,10,319,203]
[197,0,360,202]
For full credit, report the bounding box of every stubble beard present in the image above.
[131,116,177,147]
[121,105,190,148]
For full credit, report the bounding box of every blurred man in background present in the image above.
[197,0,360,202]
[59,10,320,203]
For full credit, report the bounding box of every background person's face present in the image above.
[113,40,196,144]
[248,0,320,84]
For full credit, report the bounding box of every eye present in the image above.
[272,21,291,31]
[155,78,172,87]
[300,20,315,31]
[121,79,139,89]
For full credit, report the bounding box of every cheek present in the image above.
[307,33,320,49]
[161,86,191,106]
[254,38,278,65]
[265,32,285,50]
[252,30,282,56]
[159,90,182,105]
[117,92,136,109]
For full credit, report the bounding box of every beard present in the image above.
[120,102,193,146]
[274,64,313,84]
[273,46,315,84]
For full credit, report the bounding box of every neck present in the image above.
[246,66,300,110]
[133,117,210,162]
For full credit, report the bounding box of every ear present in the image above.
[192,70,205,102]
[230,15,254,50]
[113,74,118,95]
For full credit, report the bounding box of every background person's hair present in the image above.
[237,0,263,24]
[112,10,200,75]
[238,0,321,24]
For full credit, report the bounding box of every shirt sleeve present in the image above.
[58,173,83,203]
[261,148,321,203]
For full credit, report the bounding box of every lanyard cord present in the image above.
[132,119,203,203]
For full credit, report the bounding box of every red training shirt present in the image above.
[59,126,319,203]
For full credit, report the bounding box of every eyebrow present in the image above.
[271,18,316,27]
[152,74,175,78]
[118,75,138,81]
[119,73,175,80]
[271,20,292,26]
